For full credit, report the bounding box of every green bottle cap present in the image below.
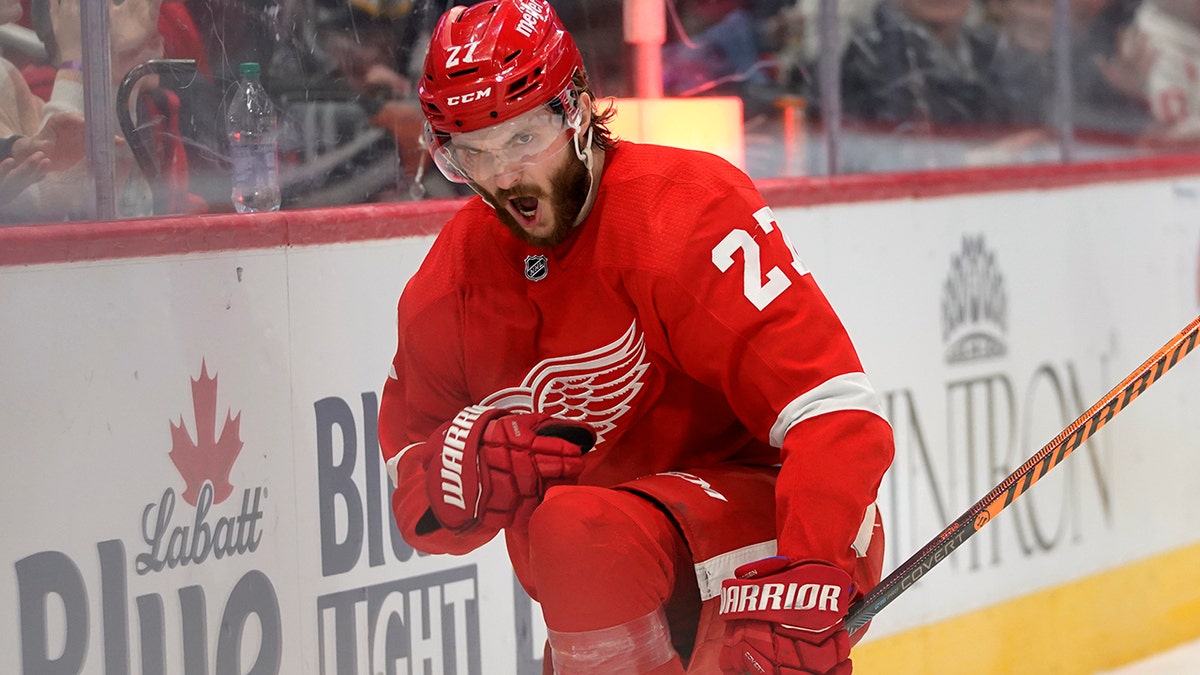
[238,62,261,78]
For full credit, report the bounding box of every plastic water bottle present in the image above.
[227,62,281,213]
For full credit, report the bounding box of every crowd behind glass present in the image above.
[1,0,1196,224]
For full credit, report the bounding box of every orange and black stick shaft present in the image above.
[847,314,1200,636]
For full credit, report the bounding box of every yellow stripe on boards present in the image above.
[852,541,1200,674]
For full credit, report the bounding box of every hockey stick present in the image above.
[846,314,1200,636]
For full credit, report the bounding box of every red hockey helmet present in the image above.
[418,0,584,135]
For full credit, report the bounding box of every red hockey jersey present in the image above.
[380,141,894,579]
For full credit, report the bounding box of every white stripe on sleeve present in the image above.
[768,372,890,448]
[386,442,423,486]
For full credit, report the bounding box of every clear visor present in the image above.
[426,106,576,184]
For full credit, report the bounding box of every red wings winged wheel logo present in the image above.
[480,321,650,445]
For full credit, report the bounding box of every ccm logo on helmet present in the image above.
[515,0,548,38]
[720,582,842,614]
[447,87,493,106]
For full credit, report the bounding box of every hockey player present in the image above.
[378,1,895,672]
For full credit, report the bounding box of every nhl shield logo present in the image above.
[524,255,549,282]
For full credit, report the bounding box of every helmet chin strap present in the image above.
[573,125,594,172]
[571,125,597,227]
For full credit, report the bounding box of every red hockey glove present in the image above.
[719,557,856,675]
[423,405,595,532]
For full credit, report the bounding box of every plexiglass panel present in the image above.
[1,0,1193,224]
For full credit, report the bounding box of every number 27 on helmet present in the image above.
[417,0,586,183]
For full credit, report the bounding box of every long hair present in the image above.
[571,70,618,152]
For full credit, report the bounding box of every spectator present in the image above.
[1103,0,1200,143]
[17,0,187,218]
[19,0,224,213]
[987,0,1057,124]
[840,0,1009,128]
[1,0,85,222]
[664,0,771,99]
[977,0,1153,137]
[267,0,406,206]
[765,0,876,96]
[976,0,1152,137]
[266,0,469,204]
[1071,0,1152,135]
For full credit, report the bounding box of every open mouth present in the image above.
[508,196,540,225]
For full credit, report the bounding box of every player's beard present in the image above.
[485,149,591,248]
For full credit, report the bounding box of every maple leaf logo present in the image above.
[169,360,243,506]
